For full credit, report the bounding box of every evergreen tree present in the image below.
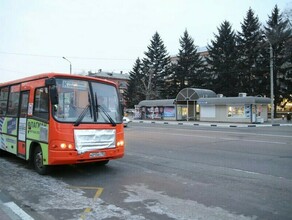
[281,9,292,109]
[237,8,266,96]
[164,63,179,98]
[124,58,145,108]
[283,6,292,28]
[141,32,171,99]
[264,5,292,116]
[206,21,239,96]
[283,32,292,108]
[173,30,204,93]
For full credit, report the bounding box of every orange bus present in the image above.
[0,73,124,174]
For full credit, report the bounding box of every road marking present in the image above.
[4,202,34,220]
[219,137,287,145]
[129,130,288,145]
[68,186,103,190]
[231,168,261,175]
[230,168,287,179]
[93,187,104,199]
[136,126,292,139]
[68,186,104,220]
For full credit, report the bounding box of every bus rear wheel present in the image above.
[33,146,50,175]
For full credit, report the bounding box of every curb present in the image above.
[134,120,292,128]
[0,203,21,220]
[0,195,33,220]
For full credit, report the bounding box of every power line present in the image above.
[0,51,135,61]
[0,51,59,58]
[0,65,131,75]
[0,67,23,74]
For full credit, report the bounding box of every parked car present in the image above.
[123,116,131,127]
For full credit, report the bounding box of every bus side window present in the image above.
[7,85,20,116]
[0,87,9,115]
[20,92,29,117]
[34,87,49,120]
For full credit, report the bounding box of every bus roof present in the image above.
[0,72,117,87]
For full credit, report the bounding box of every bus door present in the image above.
[17,91,29,159]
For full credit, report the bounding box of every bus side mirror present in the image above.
[50,86,59,105]
[45,78,56,86]
[45,78,58,105]
[121,103,124,116]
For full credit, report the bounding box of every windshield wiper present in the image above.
[74,104,90,126]
[98,104,116,126]
[88,92,92,118]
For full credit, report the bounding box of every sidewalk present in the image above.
[132,118,292,128]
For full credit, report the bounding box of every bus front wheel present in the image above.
[33,146,50,175]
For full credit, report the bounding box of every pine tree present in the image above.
[124,58,145,108]
[237,8,265,96]
[264,5,292,116]
[164,63,179,98]
[141,32,171,99]
[173,30,204,93]
[206,21,239,96]
[282,6,292,29]
[283,34,292,107]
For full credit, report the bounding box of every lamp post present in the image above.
[269,42,274,124]
[263,32,275,124]
[62,56,72,74]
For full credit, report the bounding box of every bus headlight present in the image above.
[59,143,74,150]
[117,140,124,147]
[60,143,67,149]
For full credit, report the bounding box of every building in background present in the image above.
[136,88,271,124]
[87,70,129,106]
[197,94,271,123]
[170,47,209,66]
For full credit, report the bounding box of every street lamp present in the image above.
[263,32,275,125]
[269,43,274,124]
[62,56,72,74]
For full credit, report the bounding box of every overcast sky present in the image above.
[0,0,291,82]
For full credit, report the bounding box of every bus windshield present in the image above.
[53,78,122,124]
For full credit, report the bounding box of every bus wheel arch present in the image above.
[0,148,6,157]
[29,143,50,175]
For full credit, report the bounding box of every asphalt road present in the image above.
[0,123,291,220]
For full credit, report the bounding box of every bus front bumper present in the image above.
[48,147,124,165]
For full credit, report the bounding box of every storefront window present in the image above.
[176,105,188,120]
[227,106,245,118]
